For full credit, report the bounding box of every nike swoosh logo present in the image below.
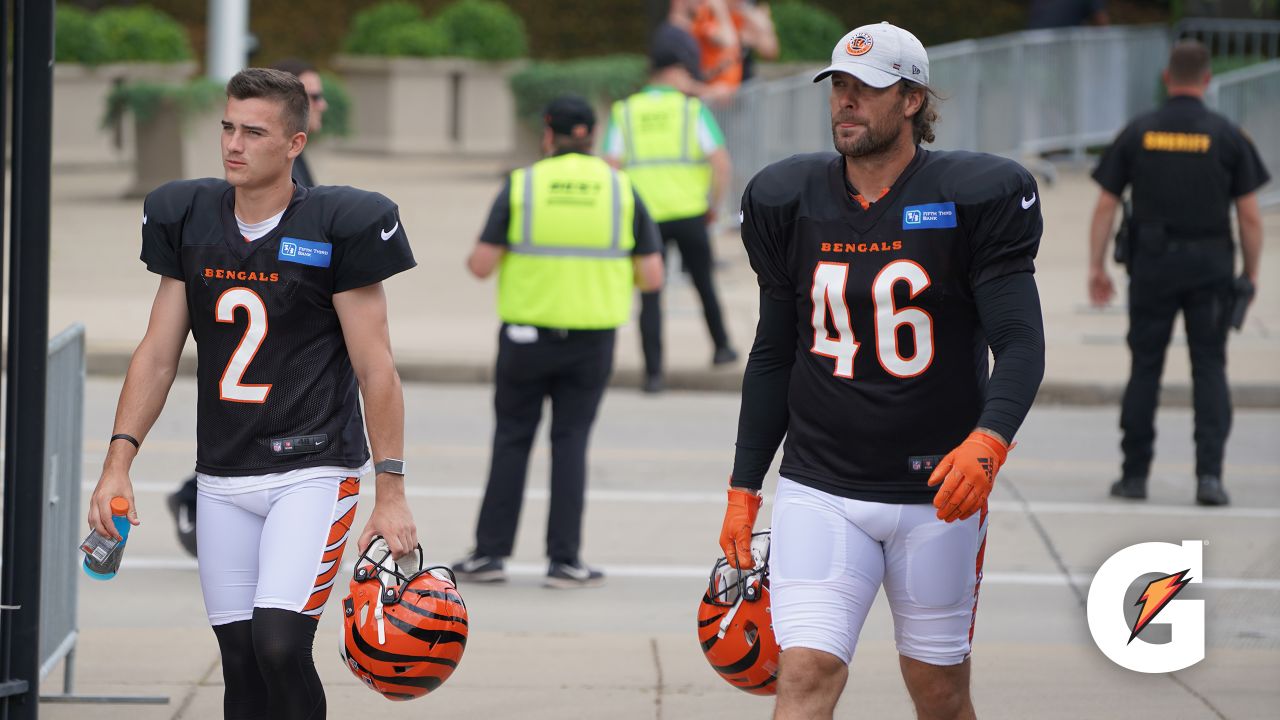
[1021,193,1036,210]
[142,214,148,225]
[380,221,399,241]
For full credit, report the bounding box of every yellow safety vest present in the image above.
[499,153,636,330]
[611,90,712,222]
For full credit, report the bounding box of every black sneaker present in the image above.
[642,374,664,394]
[545,561,605,589]
[1195,476,1230,506]
[712,346,740,366]
[1109,477,1147,500]
[166,476,199,558]
[451,553,507,583]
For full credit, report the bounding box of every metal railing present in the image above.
[1176,18,1280,61]
[38,324,85,693]
[1209,59,1280,207]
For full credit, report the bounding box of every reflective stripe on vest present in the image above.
[499,153,636,329]
[613,91,711,222]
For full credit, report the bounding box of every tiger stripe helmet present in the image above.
[340,537,468,701]
[696,530,779,695]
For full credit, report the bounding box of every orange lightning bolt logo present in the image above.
[1128,569,1193,644]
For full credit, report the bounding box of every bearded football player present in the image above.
[86,68,418,719]
[718,23,1046,720]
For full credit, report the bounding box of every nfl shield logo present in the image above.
[272,441,282,452]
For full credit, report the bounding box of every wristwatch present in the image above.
[374,458,406,476]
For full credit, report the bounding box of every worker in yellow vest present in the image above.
[605,44,737,393]
[454,96,665,588]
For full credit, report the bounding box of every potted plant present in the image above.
[104,79,225,197]
[334,0,528,155]
[55,4,195,168]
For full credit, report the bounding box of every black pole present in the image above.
[0,1,55,718]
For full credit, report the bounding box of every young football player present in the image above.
[87,68,417,719]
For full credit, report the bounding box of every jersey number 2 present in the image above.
[810,260,934,379]
[216,287,271,403]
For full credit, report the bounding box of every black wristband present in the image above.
[110,433,140,450]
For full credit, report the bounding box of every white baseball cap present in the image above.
[812,22,929,88]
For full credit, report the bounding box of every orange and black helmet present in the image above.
[696,530,779,695]
[340,537,468,701]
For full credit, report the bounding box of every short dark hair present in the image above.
[226,68,309,135]
[551,133,594,154]
[1167,39,1211,85]
[899,82,940,145]
[270,58,317,79]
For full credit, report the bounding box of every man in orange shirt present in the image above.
[693,0,779,91]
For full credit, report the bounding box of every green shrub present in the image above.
[344,2,444,57]
[772,1,844,62]
[315,72,352,139]
[56,5,108,65]
[95,6,194,63]
[103,79,224,128]
[435,0,529,60]
[510,55,647,128]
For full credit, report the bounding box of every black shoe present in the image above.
[642,374,664,394]
[545,561,605,589]
[712,346,739,365]
[451,553,507,582]
[166,477,199,558]
[1109,477,1147,500]
[1195,476,1230,506]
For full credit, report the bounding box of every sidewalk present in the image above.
[47,149,1280,405]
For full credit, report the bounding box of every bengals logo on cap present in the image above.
[846,32,874,56]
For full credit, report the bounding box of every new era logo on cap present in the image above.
[814,22,930,89]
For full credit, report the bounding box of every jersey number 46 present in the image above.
[810,260,934,379]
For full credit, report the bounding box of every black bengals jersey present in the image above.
[141,179,416,476]
[741,148,1041,502]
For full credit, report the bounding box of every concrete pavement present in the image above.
[45,147,1280,405]
[35,379,1280,719]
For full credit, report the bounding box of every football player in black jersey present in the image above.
[717,23,1046,719]
[86,69,418,719]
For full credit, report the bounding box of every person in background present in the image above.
[452,96,664,588]
[605,47,738,393]
[1088,39,1267,506]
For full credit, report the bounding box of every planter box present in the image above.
[127,98,224,198]
[334,55,524,156]
[53,61,194,169]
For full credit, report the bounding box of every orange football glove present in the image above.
[927,430,1010,523]
[719,486,763,569]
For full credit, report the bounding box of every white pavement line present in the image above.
[104,480,1280,518]
[113,556,1280,591]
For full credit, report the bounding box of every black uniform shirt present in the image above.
[1093,96,1269,239]
[141,179,416,476]
[739,149,1043,502]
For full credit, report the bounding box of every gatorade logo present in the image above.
[1086,541,1205,673]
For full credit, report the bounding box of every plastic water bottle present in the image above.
[81,497,131,580]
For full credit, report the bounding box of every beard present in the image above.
[830,97,907,159]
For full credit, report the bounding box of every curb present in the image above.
[83,351,1280,409]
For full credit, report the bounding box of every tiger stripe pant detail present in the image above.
[198,475,360,626]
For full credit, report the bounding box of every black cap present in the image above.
[544,95,596,136]
[650,25,704,80]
